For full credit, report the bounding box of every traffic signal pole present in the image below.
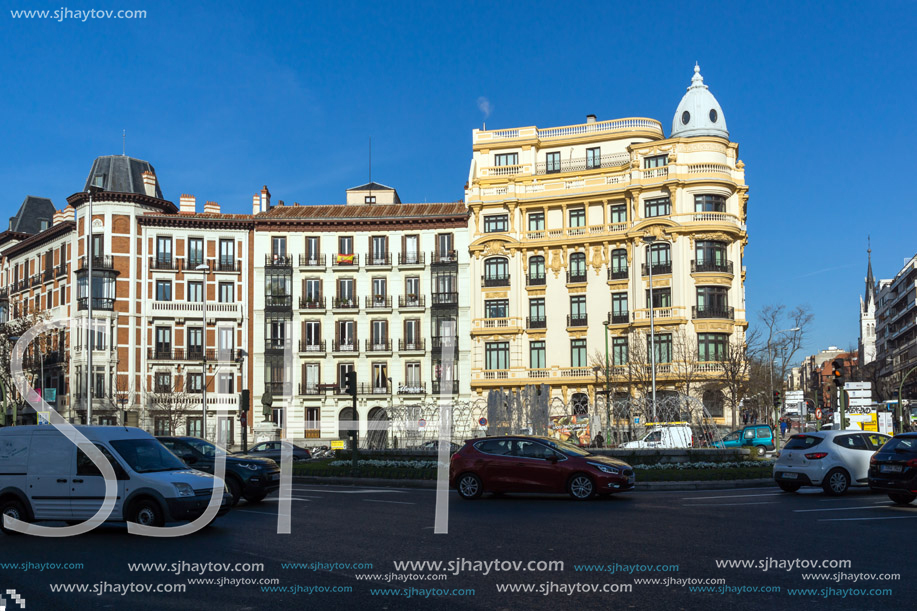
[346,371,358,472]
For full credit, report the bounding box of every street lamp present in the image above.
[643,236,657,423]
[602,318,612,441]
[85,184,103,424]
[196,263,210,440]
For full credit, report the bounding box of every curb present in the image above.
[291,476,776,492]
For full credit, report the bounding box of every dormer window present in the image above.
[38,220,50,231]
[92,175,104,187]
[644,155,668,169]
[365,196,376,204]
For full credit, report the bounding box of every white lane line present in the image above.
[682,502,778,507]
[363,499,416,505]
[682,493,783,500]
[236,509,279,516]
[818,515,917,522]
[794,505,891,513]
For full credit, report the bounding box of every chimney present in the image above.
[260,186,271,212]
[586,114,597,124]
[179,194,196,214]
[142,171,158,197]
[53,209,64,226]
[252,195,260,214]
[204,201,220,214]
[277,200,284,207]
[60,206,75,222]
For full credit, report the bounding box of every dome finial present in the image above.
[691,63,705,89]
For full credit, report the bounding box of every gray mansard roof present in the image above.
[8,195,55,234]
[83,155,164,199]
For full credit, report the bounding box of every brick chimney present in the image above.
[252,195,260,214]
[260,186,271,212]
[142,171,158,197]
[179,194,196,214]
[52,209,64,225]
[204,201,220,214]
[59,206,75,222]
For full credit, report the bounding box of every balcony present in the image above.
[298,339,326,355]
[431,250,458,265]
[473,317,522,334]
[608,267,628,280]
[431,292,458,307]
[265,254,293,268]
[331,340,358,353]
[632,307,686,322]
[79,255,115,271]
[431,380,458,394]
[55,263,68,278]
[398,382,426,395]
[482,274,510,288]
[365,295,392,311]
[365,339,392,354]
[535,152,631,175]
[146,348,223,361]
[526,273,546,286]
[641,263,672,276]
[298,383,323,396]
[526,316,547,329]
[150,257,180,272]
[398,339,425,353]
[431,336,458,351]
[265,337,291,351]
[366,253,392,268]
[77,297,115,311]
[42,268,54,282]
[397,252,425,266]
[149,301,243,319]
[691,260,734,275]
[674,212,746,232]
[215,259,242,273]
[566,269,587,284]
[298,253,326,269]
[298,296,325,311]
[608,311,629,325]
[397,295,425,309]
[332,253,359,268]
[265,294,292,309]
[567,314,588,328]
[692,305,735,320]
[331,297,359,311]
[264,381,288,397]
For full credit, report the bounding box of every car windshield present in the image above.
[183,438,228,457]
[783,435,824,450]
[539,438,591,457]
[723,431,741,441]
[880,436,917,453]
[110,439,189,473]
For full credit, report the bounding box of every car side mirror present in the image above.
[182,454,198,465]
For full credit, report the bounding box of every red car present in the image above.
[449,435,635,500]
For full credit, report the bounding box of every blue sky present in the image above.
[1,0,914,359]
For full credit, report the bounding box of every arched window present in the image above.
[645,243,671,275]
[483,257,509,287]
[568,252,586,282]
[528,256,545,285]
[610,248,628,279]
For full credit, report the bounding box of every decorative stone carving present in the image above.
[549,249,564,278]
[590,246,605,275]
[483,241,507,257]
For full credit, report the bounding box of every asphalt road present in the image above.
[3,483,915,611]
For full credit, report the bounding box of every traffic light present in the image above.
[345,371,357,398]
[832,359,845,387]
[773,390,781,407]
[239,390,249,424]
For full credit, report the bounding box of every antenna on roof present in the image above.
[122,129,126,156]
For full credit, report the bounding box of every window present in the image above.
[92,175,104,188]
[644,197,671,218]
[337,278,355,306]
[403,319,420,345]
[611,249,627,275]
[695,194,726,213]
[570,295,586,324]
[405,362,421,387]
[484,215,508,233]
[272,236,287,257]
[155,327,172,355]
[337,320,355,347]
[404,276,420,301]
[697,286,729,314]
[485,342,510,370]
[338,363,355,391]
[187,327,203,356]
[304,321,321,347]
[371,277,387,301]
[187,372,203,394]
[611,293,628,317]
[695,240,727,267]
[650,333,673,364]
[155,372,173,395]
[586,147,601,169]
[338,236,353,256]
[371,236,387,263]
[571,339,587,367]
[154,418,170,436]
[644,154,668,168]
[155,280,172,301]
[217,372,234,394]
[219,238,234,266]
[303,364,320,394]
[365,195,376,204]
[188,238,204,267]
[698,333,728,362]
[546,151,561,173]
[218,327,234,360]
[304,278,321,301]
[93,370,105,398]
[371,320,388,345]
[267,319,287,348]
[484,257,508,281]
[569,252,586,280]
[485,299,509,319]
[528,256,545,281]
[529,298,545,322]
[186,417,203,437]
[187,281,203,302]
[156,236,172,262]
[304,236,320,262]
[403,235,419,263]
[530,341,546,369]
[612,337,628,365]
[372,363,388,391]
[437,233,454,258]
[91,234,103,258]
[568,208,585,227]
[266,272,291,305]
[647,243,671,272]
[494,153,518,166]
[218,282,234,303]
[646,288,671,308]
[528,211,544,231]
[609,204,626,224]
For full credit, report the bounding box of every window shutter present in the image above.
[401,235,406,261]
[319,278,323,300]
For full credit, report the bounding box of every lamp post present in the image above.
[84,185,102,424]
[602,318,611,440]
[196,263,210,440]
[643,236,657,423]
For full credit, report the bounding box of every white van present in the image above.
[620,424,693,449]
[0,426,231,534]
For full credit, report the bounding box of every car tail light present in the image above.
[906,459,917,468]
[870,456,877,465]
[805,452,828,460]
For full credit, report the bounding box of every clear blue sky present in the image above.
[1,0,914,360]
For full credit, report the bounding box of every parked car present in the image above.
[0,426,231,533]
[713,424,774,457]
[157,436,280,505]
[241,441,311,462]
[449,435,634,500]
[868,433,917,505]
[619,424,692,449]
[773,431,891,495]
[420,440,461,453]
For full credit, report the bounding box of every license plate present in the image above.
[782,472,798,479]
[880,465,903,473]
[270,472,281,480]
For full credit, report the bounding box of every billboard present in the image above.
[548,414,592,446]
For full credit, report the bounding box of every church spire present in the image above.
[864,236,875,312]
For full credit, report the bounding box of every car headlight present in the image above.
[172,482,194,497]
[238,463,261,471]
[588,461,621,475]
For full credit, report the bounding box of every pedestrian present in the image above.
[779,419,787,437]
[594,432,605,448]
[742,411,748,426]
[752,412,758,425]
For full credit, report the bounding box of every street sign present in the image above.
[330,440,345,450]
[478,417,487,426]
[26,389,40,403]
[418,418,427,429]
[815,407,823,420]
[634,417,640,424]
[36,411,50,425]
[43,388,57,402]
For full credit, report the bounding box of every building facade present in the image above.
[875,254,917,402]
[859,246,877,366]
[465,65,749,426]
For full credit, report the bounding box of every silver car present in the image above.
[773,430,891,495]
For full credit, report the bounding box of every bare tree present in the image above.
[716,328,760,428]
[146,377,198,435]
[758,304,814,427]
[0,309,52,423]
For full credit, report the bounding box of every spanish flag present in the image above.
[336,254,354,264]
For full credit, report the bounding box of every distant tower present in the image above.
[858,239,877,365]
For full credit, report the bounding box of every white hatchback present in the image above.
[773,431,891,495]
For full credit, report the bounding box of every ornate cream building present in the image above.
[465,65,749,425]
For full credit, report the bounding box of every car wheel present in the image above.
[0,499,28,535]
[568,474,595,500]
[128,499,164,527]
[752,446,765,458]
[888,492,916,505]
[456,473,482,500]
[822,468,850,496]
[225,477,242,506]
[778,482,801,493]
[243,491,267,504]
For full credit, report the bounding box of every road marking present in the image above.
[292,488,408,494]
[363,499,416,505]
[817,515,917,522]
[236,509,279,516]
[682,502,778,507]
[261,498,314,502]
[682,493,783,500]
[794,504,891,513]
